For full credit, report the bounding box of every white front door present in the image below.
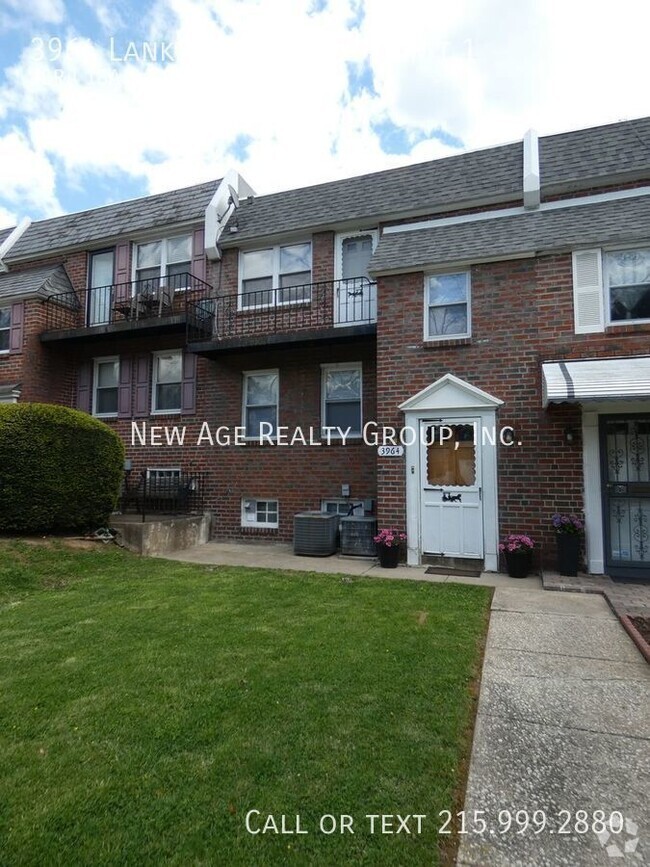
[334,231,377,325]
[420,418,484,558]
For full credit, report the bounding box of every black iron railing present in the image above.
[119,470,205,521]
[44,272,213,332]
[187,277,377,342]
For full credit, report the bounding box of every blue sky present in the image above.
[1,0,649,228]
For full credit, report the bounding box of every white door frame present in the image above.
[400,374,503,571]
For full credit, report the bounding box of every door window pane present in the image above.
[342,235,373,279]
[426,424,476,486]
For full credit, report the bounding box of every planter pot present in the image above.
[378,545,400,568]
[556,534,581,577]
[504,548,533,578]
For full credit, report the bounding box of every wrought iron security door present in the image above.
[600,415,650,580]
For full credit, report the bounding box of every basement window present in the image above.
[241,498,279,528]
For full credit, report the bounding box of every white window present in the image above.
[241,498,279,528]
[152,350,182,414]
[321,499,365,516]
[425,272,471,339]
[146,468,181,483]
[606,249,650,324]
[321,363,362,437]
[243,370,279,438]
[135,235,192,292]
[240,243,311,309]
[93,357,119,417]
[0,307,10,352]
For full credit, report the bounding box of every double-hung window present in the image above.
[425,272,471,339]
[606,249,650,323]
[240,243,311,309]
[0,307,9,352]
[93,357,119,417]
[321,363,362,437]
[152,350,182,414]
[135,235,192,292]
[243,370,279,438]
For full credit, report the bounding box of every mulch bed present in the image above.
[630,616,650,645]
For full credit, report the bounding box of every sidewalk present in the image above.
[458,587,650,866]
[157,541,542,589]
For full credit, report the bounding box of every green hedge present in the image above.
[0,403,125,534]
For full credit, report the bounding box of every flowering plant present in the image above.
[499,534,535,553]
[551,513,584,535]
[374,528,407,548]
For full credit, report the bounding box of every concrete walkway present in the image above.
[157,541,542,589]
[458,587,650,866]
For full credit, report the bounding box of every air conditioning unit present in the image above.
[293,512,339,556]
[340,516,377,557]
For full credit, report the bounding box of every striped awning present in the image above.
[542,357,650,406]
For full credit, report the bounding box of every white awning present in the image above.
[542,357,650,406]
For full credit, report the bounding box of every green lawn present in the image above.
[0,541,491,866]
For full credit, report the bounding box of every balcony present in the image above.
[41,273,212,342]
[187,278,377,354]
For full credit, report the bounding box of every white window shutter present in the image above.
[572,249,604,334]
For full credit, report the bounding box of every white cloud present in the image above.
[0,0,65,29]
[1,0,650,219]
[0,128,60,217]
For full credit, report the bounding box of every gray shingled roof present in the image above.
[6,180,219,262]
[368,193,650,274]
[225,141,523,244]
[0,227,13,246]
[224,117,650,245]
[540,117,650,189]
[0,265,74,301]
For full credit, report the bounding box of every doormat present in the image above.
[425,566,482,578]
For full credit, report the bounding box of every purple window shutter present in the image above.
[191,227,206,284]
[118,357,133,418]
[115,242,130,303]
[181,352,197,414]
[134,354,150,417]
[9,301,24,353]
[77,361,92,413]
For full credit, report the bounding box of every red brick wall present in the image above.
[74,334,376,541]
[376,253,650,566]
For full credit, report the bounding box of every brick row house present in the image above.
[2,116,650,579]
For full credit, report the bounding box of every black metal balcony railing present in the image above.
[187,277,377,343]
[44,273,213,332]
[119,470,205,521]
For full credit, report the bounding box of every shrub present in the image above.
[0,403,124,534]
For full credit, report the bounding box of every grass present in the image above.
[0,541,491,866]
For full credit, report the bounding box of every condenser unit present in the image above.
[340,516,377,557]
[293,512,339,556]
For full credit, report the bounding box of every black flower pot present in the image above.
[556,534,581,577]
[378,545,400,568]
[504,548,533,578]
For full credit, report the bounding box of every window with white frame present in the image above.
[135,234,192,292]
[0,307,10,352]
[243,370,279,438]
[152,350,182,413]
[93,357,119,417]
[321,363,362,436]
[321,499,365,516]
[241,498,279,528]
[240,243,311,308]
[425,272,471,339]
[606,249,650,323]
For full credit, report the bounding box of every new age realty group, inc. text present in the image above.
[130,421,520,448]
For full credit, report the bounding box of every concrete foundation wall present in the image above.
[111,512,213,556]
